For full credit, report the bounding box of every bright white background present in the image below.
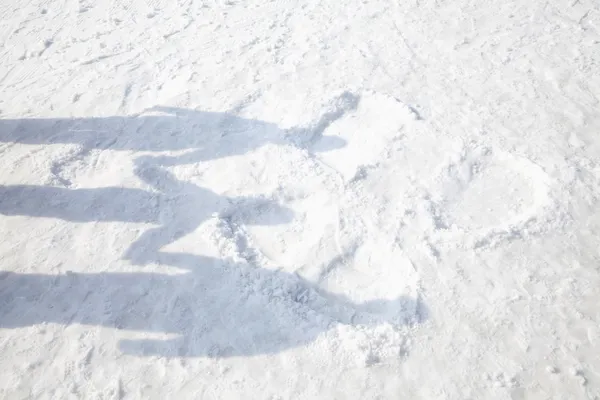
[1,0,599,398]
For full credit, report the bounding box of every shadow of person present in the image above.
[0,95,357,267]
[0,257,427,358]
[0,161,428,358]
[0,161,293,267]
[0,93,357,168]
[0,93,426,359]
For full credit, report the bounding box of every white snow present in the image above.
[1,0,600,398]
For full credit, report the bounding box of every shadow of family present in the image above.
[0,94,427,358]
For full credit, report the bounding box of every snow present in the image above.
[1,0,599,398]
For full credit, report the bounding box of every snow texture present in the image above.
[1,0,600,398]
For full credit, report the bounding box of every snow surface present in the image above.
[1,0,600,398]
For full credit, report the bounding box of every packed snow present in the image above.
[1,0,599,398]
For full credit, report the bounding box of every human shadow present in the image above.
[0,91,358,264]
[0,95,428,358]
[0,258,427,358]
[0,160,293,266]
[0,163,427,358]
[0,92,358,168]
